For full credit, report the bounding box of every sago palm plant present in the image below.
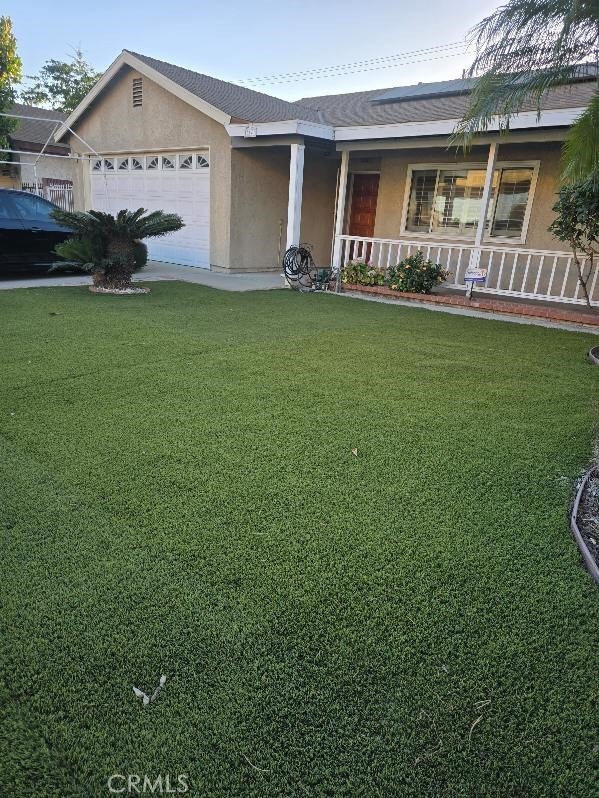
[52,207,184,291]
[454,0,599,184]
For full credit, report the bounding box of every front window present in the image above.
[490,168,534,237]
[404,165,535,240]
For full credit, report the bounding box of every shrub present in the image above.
[549,179,599,308]
[341,258,386,286]
[54,238,148,273]
[53,236,98,269]
[132,240,148,270]
[51,208,182,290]
[387,251,449,294]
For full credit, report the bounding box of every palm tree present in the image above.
[454,0,599,183]
[52,208,184,291]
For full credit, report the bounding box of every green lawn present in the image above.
[1,282,598,798]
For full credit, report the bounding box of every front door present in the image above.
[348,173,379,261]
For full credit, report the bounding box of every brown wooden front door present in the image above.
[348,173,380,237]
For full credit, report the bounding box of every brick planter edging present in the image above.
[341,283,599,328]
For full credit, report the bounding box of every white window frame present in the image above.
[178,153,195,169]
[89,151,211,173]
[400,160,540,245]
[161,154,177,170]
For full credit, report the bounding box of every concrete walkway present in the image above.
[0,261,285,292]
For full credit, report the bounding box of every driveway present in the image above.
[0,261,285,292]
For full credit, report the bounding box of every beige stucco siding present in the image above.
[64,67,232,269]
[18,153,76,185]
[228,146,338,271]
[229,148,289,271]
[300,151,338,267]
[369,141,563,251]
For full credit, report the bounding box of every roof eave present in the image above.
[226,119,334,140]
[334,107,586,143]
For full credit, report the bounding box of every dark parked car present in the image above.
[0,189,71,273]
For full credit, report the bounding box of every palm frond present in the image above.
[126,210,184,239]
[453,0,599,150]
[563,92,599,184]
[50,209,97,234]
[452,62,587,143]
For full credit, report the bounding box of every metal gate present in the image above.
[21,178,75,212]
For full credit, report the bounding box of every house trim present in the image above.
[226,119,335,140]
[226,108,585,145]
[333,107,586,142]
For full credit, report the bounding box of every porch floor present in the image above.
[341,283,599,333]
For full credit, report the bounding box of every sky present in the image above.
[7,0,502,101]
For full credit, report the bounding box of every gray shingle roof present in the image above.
[372,77,475,104]
[127,51,322,123]
[9,102,69,150]
[124,52,597,129]
[369,64,598,105]
[296,81,596,127]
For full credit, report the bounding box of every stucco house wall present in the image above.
[64,67,233,270]
[18,153,76,185]
[229,147,289,272]
[370,141,563,252]
[228,146,338,271]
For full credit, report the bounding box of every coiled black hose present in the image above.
[282,245,316,282]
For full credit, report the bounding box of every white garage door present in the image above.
[90,152,210,268]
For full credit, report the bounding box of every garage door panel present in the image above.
[90,152,210,268]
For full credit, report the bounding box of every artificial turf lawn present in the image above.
[0,281,598,798]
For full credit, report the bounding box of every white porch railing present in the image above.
[334,235,597,307]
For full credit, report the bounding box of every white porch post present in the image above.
[332,150,350,285]
[286,143,305,251]
[467,141,498,296]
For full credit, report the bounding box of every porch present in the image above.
[334,234,597,307]
[327,134,597,308]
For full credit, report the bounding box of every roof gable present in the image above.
[55,49,322,141]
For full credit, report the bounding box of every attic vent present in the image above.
[132,77,143,107]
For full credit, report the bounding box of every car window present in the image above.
[11,193,56,223]
[0,192,20,220]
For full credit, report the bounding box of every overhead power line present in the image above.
[247,50,470,86]
[238,41,469,86]
[239,41,466,84]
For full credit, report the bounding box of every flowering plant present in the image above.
[387,251,450,294]
[341,258,386,286]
